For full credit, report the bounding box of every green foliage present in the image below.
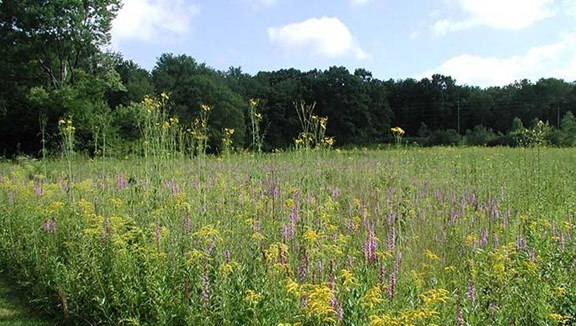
[559,111,576,146]
[1,148,576,324]
[465,124,498,146]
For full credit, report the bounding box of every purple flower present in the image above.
[298,248,309,283]
[184,210,191,234]
[116,174,126,190]
[224,249,231,263]
[387,226,396,251]
[330,293,344,322]
[43,218,57,234]
[387,271,396,301]
[456,303,464,326]
[331,186,340,198]
[34,178,43,197]
[363,222,377,264]
[166,179,180,195]
[467,280,476,303]
[202,269,210,307]
[515,236,526,251]
[479,228,488,248]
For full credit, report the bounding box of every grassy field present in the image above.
[0,147,575,325]
[0,274,48,325]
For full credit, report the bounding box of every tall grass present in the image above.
[0,147,575,325]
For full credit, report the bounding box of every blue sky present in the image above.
[110,0,576,87]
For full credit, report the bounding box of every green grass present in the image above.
[0,274,48,326]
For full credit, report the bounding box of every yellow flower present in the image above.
[425,250,439,261]
[340,269,357,287]
[285,278,300,295]
[362,286,384,309]
[419,288,450,305]
[245,289,262,307]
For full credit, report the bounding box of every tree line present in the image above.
[2,0,576,157]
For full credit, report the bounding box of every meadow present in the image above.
[0,147,575,325]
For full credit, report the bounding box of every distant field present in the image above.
[0,147,575,325]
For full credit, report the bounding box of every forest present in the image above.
[2,0,576,157]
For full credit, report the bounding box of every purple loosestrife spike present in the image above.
[279,246,287,265]
[387,226,396,251]
[529,248,536,263]
[43,218,56,234]
[184,210,191,234]
[503,208,510,228]
[328,261,335,290]
[331,293,344,323]
[166,179,180,195]
[298,248,309,283]
[347,256,353,268]
[387,271,396,301]
[155,220,161,250]
[205,237,215,256]
[456,303,464,326]
[317,260,324,279]
[490,203,500,220]
[467,280,476,303]
[100,216,111,240]
[492,232,499,249]
[116,174,126,190]
[559,233,565,251]
[202,269,210,307]
[479,228,488,248]
[363,222,377,264]
[224,249,231,263]
[34,178,42,197]
[281,224,288,243]
[515,236,526,250]
[331,186,340,198]
[379,261,386,287]
[394,251,401,274]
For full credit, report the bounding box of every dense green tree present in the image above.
[152,54,246,151]
[0,0,122,156]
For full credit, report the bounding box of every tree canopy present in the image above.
[1,0,576,156]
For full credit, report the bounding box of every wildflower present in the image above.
[456,303,464,326]
[340,268,357,287]
[202,269,210,307]
[116,174,127,190]
[34,178,43,197]
[245,289,262,308]
[43,218,57,234]
[285,278,300,296]
[467,280,476,303]
[419,288,450,305]
[298,249,309,283]
[424,250,439,261]
[363,222,377,264]
[184,209,191,234]
[362,286,384,309]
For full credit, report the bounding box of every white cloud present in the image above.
[246,0,277,7]
[267,17,368,60]
[432,0,555,35]
[111,0,200,44]
[351,0,373,6]
[419,34,576,87]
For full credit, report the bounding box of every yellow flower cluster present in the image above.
[390,127,405,136]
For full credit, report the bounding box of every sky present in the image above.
[110,0,576,88]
